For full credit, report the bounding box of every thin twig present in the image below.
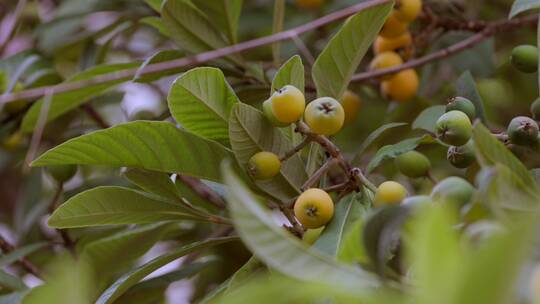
[176,175,226,209]
[47,183,75,251]
[0,0,392,105]
[82,105,110,128]
[291,34,315,65]
[323,181,352,193]
[279,136,312,161]
[301,158,337,191]
[352,14,539,82]
[0,0,27,54]
[350,167,377,193]
[279,205,304,237]
[24,90,53,171]
[0,235,41,278]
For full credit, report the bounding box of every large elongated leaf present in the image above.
[366,135,434,174]
[271,55,304,93]
[312,192,368,257]
[81,223,171,278]
[222,164,380,288]
[455,71,487,124]
[31,121,234,182]
[472,123,538,189]
[168,67,239,145]
[351,122,407,166]
[124,169,183,202]
[229,104,307,201]
[21,63,137,133]
[96,237,237,304]
[48,186,203,228]
[0,270,26,291]
[194,0,243,43]
[509,0,540,18]
[311,3,392,98]
[162,0,234,59]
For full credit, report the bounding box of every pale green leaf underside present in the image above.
[509,0,540,18]
[31,121,234,182]
[229,103,307,201]
[312,3,392,98]
[48,186,201,228]
[21,63,138,133]
[472,123,538,190]
[412,106,446,133]
[168,67,239,145]
[222,165,380,288]
[271,55,305,93]
[81,223,171,278]
[124,169,183,202]
[312,193,368,257]
[366,135,434,174]
[96,237,237,304]
[194,0,243,43]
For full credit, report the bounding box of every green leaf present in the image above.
[0,292,27,304]
[271,55,305,93]
[366,135,434,174]
[168,67,239,145]
[412,105,446,133]
[0,242,48,267]
[363,206,410,274]
[509,0,540,18]
[337,220,368,264]
[472,123,538,189]
[96,237,237,304]
[124,169,183,202]
[476,164,540,213]
[454,71,487,124]
[222,163,380,288]
[116,262,212,303]
[21,63,137,133]
[351,122,407,166]
[229,104,307,201]
[145,0,163,11]
[403,205,463,304]
[81,223,171,278]
[0,270,27,291]
[312,192,368,257]
[194,0,243,44]
[140,17,172,38]
[162,0,238,65]
[453,218,536,304]
[31,121,234,182]
[134,50,183,83]
[312,3,392,98]
[48,186,204,228]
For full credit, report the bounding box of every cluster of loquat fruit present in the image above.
[249,85,352,229]
[370,0,422,103]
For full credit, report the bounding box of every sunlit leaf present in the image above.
[32,121,234,182]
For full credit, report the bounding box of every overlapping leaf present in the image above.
[32,121,234,182]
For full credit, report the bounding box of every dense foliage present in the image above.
[2,0,540,303]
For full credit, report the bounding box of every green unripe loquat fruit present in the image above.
[530,98,540,120]
[446,96,476,121]
[447,140,476,169]
[507,116,539,146]
[436,110,472,146]
[47,165,78,183]
[431,176,474,208]
[394,150,431,178]
[263,99,289,127]
[511,45,538,73]
[248,151,281,180]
